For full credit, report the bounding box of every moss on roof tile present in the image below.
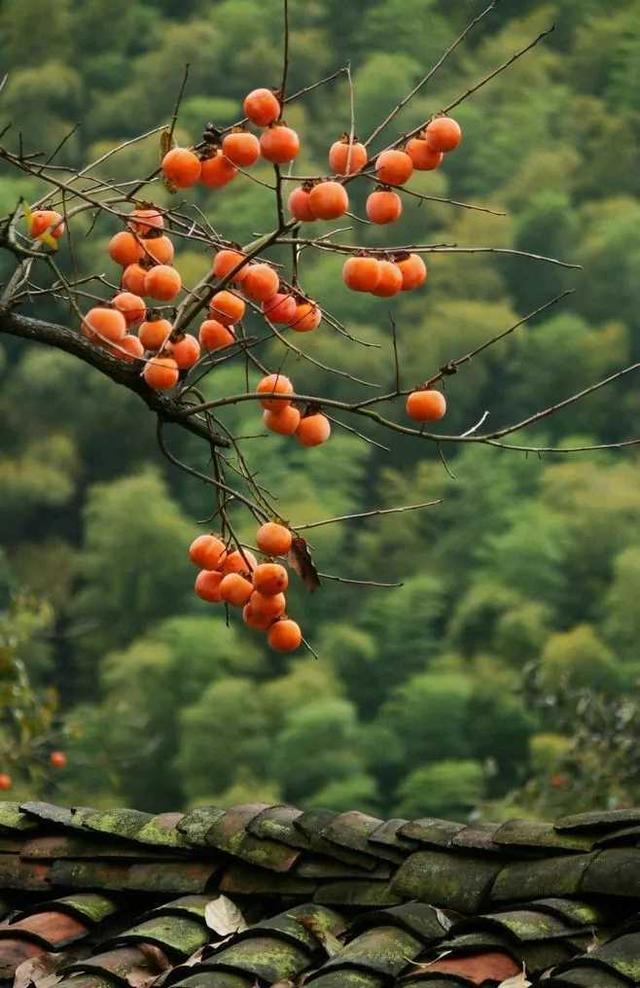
[490,853,594,903]
[322,925,423,977]
[206,933,311,982]
[392,850,501,913]
[115,913,208,958]
[313,880,402,907]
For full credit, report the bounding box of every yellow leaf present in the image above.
[38,230,58,251]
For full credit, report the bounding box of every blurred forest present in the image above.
[1,0,640,821]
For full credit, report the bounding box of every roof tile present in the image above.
[490,853,594,903]
[314,925,423,978]
[555,808,640,832]
[391,850,502,913]
[204,804,301,872]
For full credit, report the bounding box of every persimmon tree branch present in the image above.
[0,306,229,446]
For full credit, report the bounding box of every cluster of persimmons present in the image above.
[26,84,456,424]
[189,521,302,651]
[22,86,459,655]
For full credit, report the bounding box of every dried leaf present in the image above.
[160,127,175,158]
[294,914,342,957]
[14,952,70,988]
[159,129,178,193]
[498,969,531,988]
[407,949,452,972]
[434,907,452,932]
[205,894,248,937]
[126,945,171,988]
[288,538,321,593]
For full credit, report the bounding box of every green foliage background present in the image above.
[1,0,640,819]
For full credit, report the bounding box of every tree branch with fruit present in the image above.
[1,1,639,657]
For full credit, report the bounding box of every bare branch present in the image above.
[364,0,498,148]
[294,500,441,531]
[0,306,229,446]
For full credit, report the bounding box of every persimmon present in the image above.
[375,148,414,185]
[222,130,261,167]
[143,355,179,390]
[342,255,380,292]
[121,263,148,295]
[296,412,331,447]
[200,150,237,188]
[112,292,146,324]
[109,230,143,266]
[263,405,301,435]
[262,292,297,325]
[29,209,65,239]
[406,135,444,171]
[50,750,67,768]
[82,307,126,343]
[257,373,294,411]
[0,774,12,791]
[161,147,202,187]
[113,335,145,363]
[141,235,174,265]
[171,334,201,369]
[195,569,224,602]
[268,619,302,652]
[288,186,316,222]
[220,572,254,606]
[144,265,182,301]
[397,253,427,291]
[213,248,248,283]
[309,181,349,220]
[406,388,447,421]
[200,319,235,351]
[253,562,288,595]
[260,124,300,164]
[257,521,292,556]
[366,189,402,224]
[210,290,245,326]
[189,533,226,569]
[243,263,280,302]
[242,603,275,630]
[425,115,462,152]
[329,137,367,175]
[243,88,280,127]
[128,207,164,235]
[221,548,258,575]
[291,301,321,333]
[372,259,403,297]
[250,590,286,620]
[139,318,172,351]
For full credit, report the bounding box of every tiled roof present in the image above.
[1,802,640,986]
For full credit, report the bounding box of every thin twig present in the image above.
[364,0,498,148]
[294,500,441,531]
[318,572,403,588]
[167,63,191,147]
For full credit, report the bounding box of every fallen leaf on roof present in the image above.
[14,952,69,988]
[204,894,248,936]
[295,914,342,956]
[434,907,452,931]
[126,946,171,988]
[498,969,531,988]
